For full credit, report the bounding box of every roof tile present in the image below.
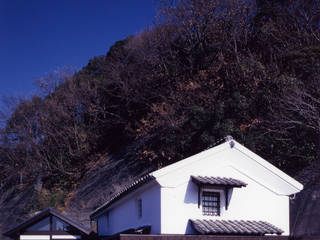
[91,174,155,219]
[191,176,247,188]
[190,219,284,235]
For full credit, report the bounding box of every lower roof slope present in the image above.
[190,219,284,235]
[91,174,155,219]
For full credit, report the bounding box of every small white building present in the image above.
[90,137,303,236]
[3,208,92,240]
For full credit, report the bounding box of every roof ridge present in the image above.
[205,136,233,150]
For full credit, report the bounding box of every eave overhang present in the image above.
[191,176,247,210]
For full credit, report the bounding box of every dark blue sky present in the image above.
[0,0,157,99]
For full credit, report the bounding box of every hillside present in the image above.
[1,0,320,238]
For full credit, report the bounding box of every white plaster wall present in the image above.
[97,142,297,236]
[97,182,161,236]
[159,148,290,235]
[160,173,289,234]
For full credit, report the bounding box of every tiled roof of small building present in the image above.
[190,219,284,235]
[191,176,247,188]
[3,208,91,237]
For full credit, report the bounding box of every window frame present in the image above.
[201,189,221,216]
[137,198,142,218]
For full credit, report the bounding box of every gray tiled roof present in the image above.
[90,174,155,219]
[190,219,284,235]
[191,176,247,188]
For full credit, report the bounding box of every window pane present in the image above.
[202,191,220,216]
[137,199,142,218]
[52,216,71,231]
[27,217,50,231]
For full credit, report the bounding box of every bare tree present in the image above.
[34,66,77,96]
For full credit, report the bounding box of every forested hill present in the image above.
[1,0,320,237]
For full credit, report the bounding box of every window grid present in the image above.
[202,191,220,216]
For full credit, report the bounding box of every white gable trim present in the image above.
[233,142,303,192]
[151,139,302,195]
[227,164,282,195]
[151,142,229,178]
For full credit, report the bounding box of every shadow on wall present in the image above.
[183,179,198,204]
[226,188,233,209]
[185,220,197,234]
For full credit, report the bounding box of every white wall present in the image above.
[97,182,161,236]
[159,148,290,235]
[97,142,296,236]
[160,172,289,234]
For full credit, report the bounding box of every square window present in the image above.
[202,191,220,216]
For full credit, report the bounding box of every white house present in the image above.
[90,137,303,236]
